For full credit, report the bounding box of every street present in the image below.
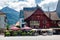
[0,35,60,40]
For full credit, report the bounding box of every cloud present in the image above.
[0,0,59,11]
[35,0,44,4]
[0,0,8,8]
[0,0,19,9]
[19,0,26,1]
[39,0,58,6]
[8,0,36,11]
[39,0,58,11]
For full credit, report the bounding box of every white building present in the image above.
[0,11,6,29]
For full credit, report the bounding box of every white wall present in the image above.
[0,15,6,28]
[20,18,25,28]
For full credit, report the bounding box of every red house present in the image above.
[24,6,60,29]
[16,5,60,29]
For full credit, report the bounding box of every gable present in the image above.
[24,7,52,21]
[23,5,60,20]
[24,5,44,19]
[24,8,60,20]
[24,9,36,19]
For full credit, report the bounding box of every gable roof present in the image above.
[23,7,60,20]
[44,11,60,20]
[24,6,44,19]
[24,9,36,19]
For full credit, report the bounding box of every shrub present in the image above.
[17,30,22,35]
[9,30,13,36]
[12,31,18,36]
[21,30,35,36]
[22,32,26,36]
[6,24,10,30]
[5,30,10,36]
[27,32,32,35]
[30,30,35,33]
[30,30,36,35]
[4,30,36,36]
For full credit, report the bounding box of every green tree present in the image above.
[6,24,10,30]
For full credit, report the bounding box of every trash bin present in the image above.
[41,31,48,36]
[47,30,53,35]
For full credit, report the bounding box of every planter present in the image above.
[5,31,10,36]
[12,31,18,36]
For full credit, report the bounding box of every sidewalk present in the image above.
[0,35,60,40]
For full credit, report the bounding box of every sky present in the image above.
[0,0,58,12]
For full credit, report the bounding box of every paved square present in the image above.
[0,35,60,40]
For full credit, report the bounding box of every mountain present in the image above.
[1,7,20,25]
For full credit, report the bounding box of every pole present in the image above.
[48,5,51,19]
[48,5,51,28]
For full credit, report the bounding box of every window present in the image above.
[30,21,34,25]
[52,21,56,24]
[43,20,47,24]
[30,21,40,26]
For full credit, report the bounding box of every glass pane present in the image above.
[30,21,34,25]
[30,21,40,26]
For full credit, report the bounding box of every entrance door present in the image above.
[42,20,50,28]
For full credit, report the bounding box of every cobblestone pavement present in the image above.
[0,35,60,40]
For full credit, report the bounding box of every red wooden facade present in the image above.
[25,8,58,29]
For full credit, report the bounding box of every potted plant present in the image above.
[12,31,18,36]
[5,30,10,36]
[17,30,22,36]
